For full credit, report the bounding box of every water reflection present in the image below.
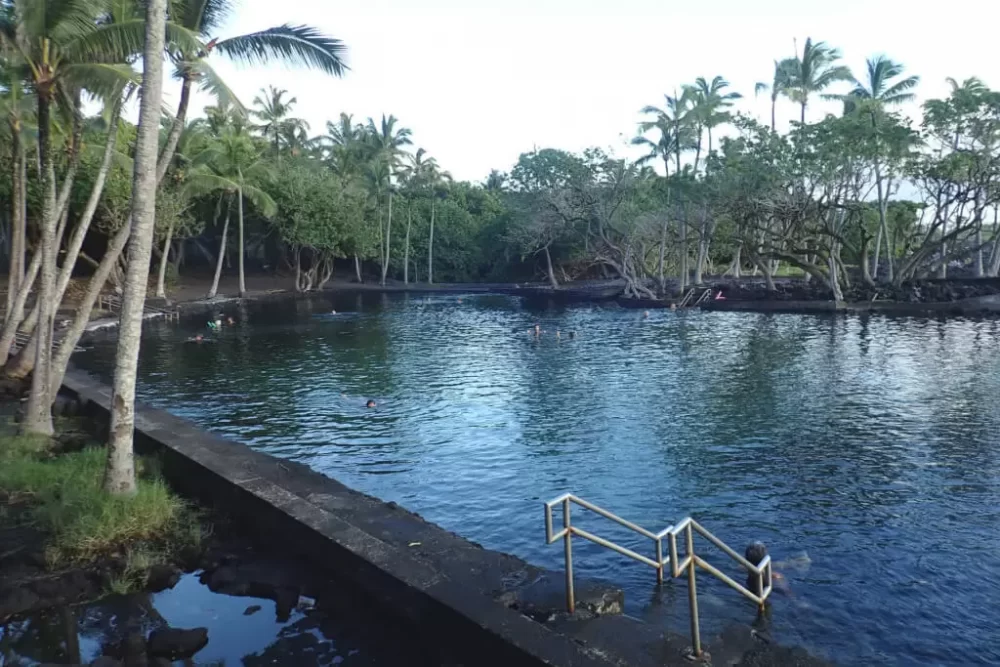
[0,573,424,666]
[75,293,1000,666]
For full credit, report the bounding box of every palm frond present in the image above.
[241,182,277,217]
[190,59,245,114]
[61,62,139,99]
[213,24,348,77]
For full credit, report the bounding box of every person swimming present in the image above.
[185,334,211,344]
[744,541,789,599]
[331,309,337,314]
[227,316,235,325]
[643,310,650,319]
[366,399,377,408]
[669,302,677,311]
[568,331,576,339]
[533,324,541,337]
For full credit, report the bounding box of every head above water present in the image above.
[366,399,377,408]
[745,541,768,565]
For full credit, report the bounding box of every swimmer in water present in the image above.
[744,541,789,598]
[227,316,235,326]
[568,331,576,339]
[331,308,337,314]
[556,330,561,339]
[669,302,677,311]
[643,310,650,319]
[366,399,377,408]
[533,324,541,337]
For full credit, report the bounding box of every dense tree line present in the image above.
[4,2,1000,487]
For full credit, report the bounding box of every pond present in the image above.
[75,292,1000,666]
[0,571,427,666]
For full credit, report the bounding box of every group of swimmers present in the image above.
[530,324,576,339]
[186,313,237,343]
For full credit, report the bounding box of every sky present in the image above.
[173,0,998,182]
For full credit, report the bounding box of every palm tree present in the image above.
[638,91,697,174]
[785,38,853,124]
[185,129,277,297]
[251,86,308,156]
[0,65,32,330]
[157,1,348,184]
[840,56,918,282]
[754,58,797,131]
[106,0,169,494]
[365,114,412,284]
[2,0,142,435]
[155,116,208,297]
[846,56,919,109]
[400,148,450,284]
[690,76,742,160]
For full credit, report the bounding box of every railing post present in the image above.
[686,523,701,657]
[563,498,575,613]
[655,538,664,585]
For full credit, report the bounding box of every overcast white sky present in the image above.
[173,0,997,182]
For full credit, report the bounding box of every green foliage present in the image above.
[0,440,195,565]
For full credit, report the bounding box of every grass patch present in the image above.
[0,436,199,567]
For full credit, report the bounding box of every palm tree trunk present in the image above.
[770,95,777,132]
[404,205,411,285]
[707,127,713,158]
[156,74,192,185]
[7,124,24,315]
[56,100,122,306]
[427,201,435,284]
[238,183,246,297]
[155,220,175,298]
[354,254,362,283]
[209,197,232,298]
[0,246,41,362]
[381,191,393,285]
[49,221,132,400]
[800,100,806,125]
[543,244,558,289]
[22,93,57,437]
[106,0,168,496]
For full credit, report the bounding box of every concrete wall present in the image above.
[58,368,626,667]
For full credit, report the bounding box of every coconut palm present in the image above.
[106,0,170,494]
[847,56,919,108]
[185,129,277,297]
[251,85,309,156]
[638,90,697,175]
[1,0,150,435]
[157,0,348,184]
[364,114,412,284]
[754,58,798,131]
[399,148,450,284]
[0,65,32,325]
[784,38,853,124]
[690,76,742,160]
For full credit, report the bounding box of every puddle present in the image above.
[0,572,427,666]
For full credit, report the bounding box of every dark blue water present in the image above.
[76,293,1000,665]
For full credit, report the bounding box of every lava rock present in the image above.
[147,627,209,659]
[0,586,40,619]
[90,657,124,667]
[146,564,181,593]
[244,604,262,616]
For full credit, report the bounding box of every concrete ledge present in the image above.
[59,368,639,667]
[701,293,1000,315]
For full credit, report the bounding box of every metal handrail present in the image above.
[693,288,713,306]
[544,494,772,658]
[678,288,697,307]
